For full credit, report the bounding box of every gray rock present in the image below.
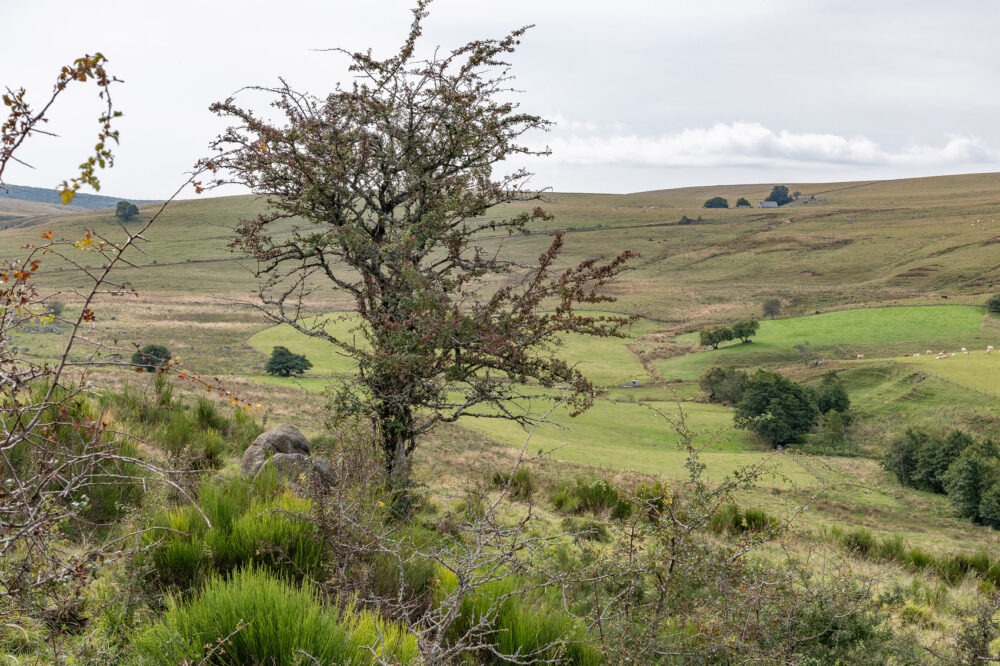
[240,444,269,478]
[261,452,335,486]
[252,424,311,455]
[239,425,334,486]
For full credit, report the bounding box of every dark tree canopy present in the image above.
[735,370,818,446]
[986,294,1000,314]
[115,200,139,222]
[204,3,634,480]
[132,344,171,372]
[703,196,728,209]
[265,346,312,377]
[815,371,850,414]
[942,439,1000,523]
[735,197,751,208]
[699,366,747,406]
[764,185,793,206]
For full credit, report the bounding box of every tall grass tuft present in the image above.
[436,567,601,665]
[132,567,418,665]
[841,527,877,557]
[708,503,779,536]
[490,466,535,500]
[551,477,632,520]
[194,396,227,431]
[144,469,324,591]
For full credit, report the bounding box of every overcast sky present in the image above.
[4,0,1000,199]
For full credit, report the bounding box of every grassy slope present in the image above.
[6,172,1000,558]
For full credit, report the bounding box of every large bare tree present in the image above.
[205,2,634,482]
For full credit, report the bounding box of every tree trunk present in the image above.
[378,402,414,487]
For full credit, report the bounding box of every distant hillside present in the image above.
[4,172,1000,321]
[0,184,159,210]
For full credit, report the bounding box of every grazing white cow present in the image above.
[926,349,934,355]
[856,353,865,360]
[988,345,995,354]
[962,347,969,356]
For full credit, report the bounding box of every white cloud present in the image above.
[540,121,998,170]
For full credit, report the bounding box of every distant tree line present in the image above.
[699,319,759,349]
[884,428,1000,528]
[701,368,850,447]
[703,196,753,209]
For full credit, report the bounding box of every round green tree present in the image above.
[132,344,171,372]
[265,346,313,377]
[986,294,1000,314]
[764,185,793,206]
[115,200,139,222]
[735,370,818,446]
[703,196,729,209]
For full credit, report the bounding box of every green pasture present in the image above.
[897,351,1000,397]
[657,305,991,380]
[248,314,366,376]
[247,311,660,387]
[460,397,817,487]
[246,312,822,485]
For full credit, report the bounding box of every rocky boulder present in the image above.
[240,425,332,485]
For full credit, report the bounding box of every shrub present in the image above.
[131,343,171,372]
[987,293,1000,314]
[133,567,418,665]
[703,196,729,208]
